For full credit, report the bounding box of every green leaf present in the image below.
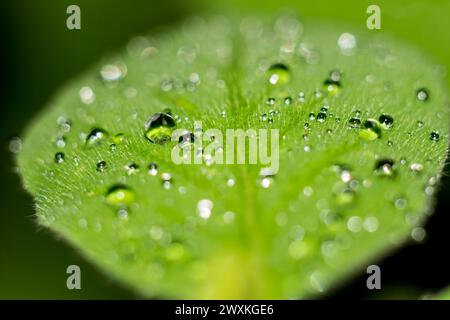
[17,15,449,299]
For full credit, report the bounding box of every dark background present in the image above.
[1,0,449,299]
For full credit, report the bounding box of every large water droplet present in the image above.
[144,112,176,144]
[430,131,440,142]
[105,184,135,206]
[268,63,290,85]
[359,119,381,140]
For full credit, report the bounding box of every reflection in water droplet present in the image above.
[144,112,176,144]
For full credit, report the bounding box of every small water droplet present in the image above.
[375,159,395,177]
[105,184,135,207]
[144,112,176,144]
[411,227,426,242]
[410,163,424,173]
[417,121,424,128]
[100,64,125,83]
[347,216,363,232]
[359,119,381,140]
[416,88,429,101]
[161,172,173,189]
[125,163,139,175]
[322,77,341,95]
[268,63,290,85]
[113,133,125,144]
[317,112,327,123]
[430,131,440,142]
[79,86,95,104]
[348,117,361,129]
[178,132,195,148]
[266,97,276,105]
[308,113,316,121]
[54,152,65,164]
[379,114,394,129]
[298,92,306,103]
[284,96,293,105]
[8,136,22,154]
[55,136,66,148]
[96,160,107,172]
[197,199,213,219]
[86,128,109,146]
[148,162,158,176]
[338,33,356,55]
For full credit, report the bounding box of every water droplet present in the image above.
[86,128,109,146]
[430,131,440,142]
[105,184,135,206]
[379,114,394,129]
[113,133,126,144]
[148,162,158,176]
[79,86,95,104]
[359,119,381,140]
[416,88,429,101]
[100,64,125,83]
[374,159,395,177]
[337,33,356,55]
[284,96,293,105]
[197,199,213,219]
[96,160,107,172]
[347,216,363,232]
[110,143,117,151]
[308,113,316,121]
[178,132,195,148]
[387,140,393,147]
[394,197,407,210]
[268,63,290,85]
[411,227,426,242]
[57,116,72,132]
[363,217,379,233]
[125,163,139,175]
[335,188,355,205]
[117,208,129,220]
[317,112,327,123]
[54,152,65,164]
[298,92,306,103]
[348,117,361,129]
[322,78,341,95]
[223,211,235,224]
[8,136,22,154]
[266,97,276,105]
[144,112,176,144]
[161,172,173,189]
[417,121,424,128]
[55,136,66,148]
[410,163,423,174]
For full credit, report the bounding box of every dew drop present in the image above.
[148,162,158,176]
[8,136,22,154]
[379,114,394,129]
[178,132,195,148]
[144,112,176,144]
[317,112,327,123]
[416,88,429,101]
[348,117,361,129]
[86,128,109,146]
[197,199,213,219]
[113,133,126,144]
[284,96,293,105]
[96,160,107,172]
[411,227,426,242]
[125,163,140,175]
[100,64,125,83]
[337,33,356,55]
[55,136,66,148]
[359,119,381,140]
[79,86,95,104]
[161,172,173,189]
[54,152,65,164]
[268,63,290,85]
[430,131,440,142]
[105,184,135,206]
[308,113,316,121]
[410,163,424,174]
[417,121,424,128]
[374,159,395,177]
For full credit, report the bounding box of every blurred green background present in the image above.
[1,0,449,299]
